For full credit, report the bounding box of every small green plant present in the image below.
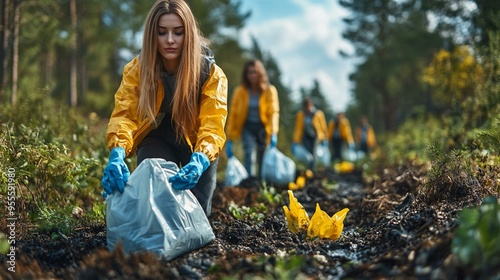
[36,205,79,238]
[257,255,305,280]
[228,201,267,223]
[0,232,10,254]
[419,143,477,203]
[258,182,283,206]
[452,196,500,276]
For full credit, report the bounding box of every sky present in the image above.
[237,0,356,112]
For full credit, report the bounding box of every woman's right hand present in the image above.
[225,141,233,158]
[101,147,130,195]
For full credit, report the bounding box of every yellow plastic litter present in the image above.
[288,182,300,191]
[307,203,349,240]
[296,176,306,188]
[288,175,307,190]
[334,161,355,174]
[282,190,310,233]
[305,169,314,179]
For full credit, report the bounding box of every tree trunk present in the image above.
[69,0,77,107]
[10,0,18,105]
[1,0,10,101]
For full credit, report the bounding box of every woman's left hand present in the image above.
[270,134,278,148]
[169,152,210,190]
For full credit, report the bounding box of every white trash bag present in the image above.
[292,144,314,166]
[224,155,249,187]
[315,144,331,167]
[106,158,215,261]
[261,146,296,185]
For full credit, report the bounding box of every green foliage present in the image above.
[0,90,108,229]
[420,143,475,203]
[228,201,267,224]
[452,196,500,276]
[0,233,9,254]
[380,114,448,164]
[423,46,484,107]
[255,255,305,280]
[258,183,284,206]
[36,205,79,237]
[219,254,305,280]
[476,125,500,155]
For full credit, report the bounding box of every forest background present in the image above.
[0,0,498,248]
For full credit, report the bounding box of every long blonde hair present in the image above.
[139,0,207,141]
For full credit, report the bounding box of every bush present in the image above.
[0,90,108,232]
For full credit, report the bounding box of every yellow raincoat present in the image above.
[292,110,328,143]
[355,124,376,149]
[328,117,354,144]
[225,85,279,144]
[106,56,228,162]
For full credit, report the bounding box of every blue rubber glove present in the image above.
[226,141,233,158]
[349,142,355,151]
[101,147,130,195]
[270,134,278,148]
[322,140,328,147]
[169,152,210,190]
[291,143,297,155]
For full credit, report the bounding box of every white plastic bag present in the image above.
[106,158,215,261]
[315,144,331,167]
[292,144,314,166]
[261,146,296,185]
[224,155,249,187]
[341,145,358,162]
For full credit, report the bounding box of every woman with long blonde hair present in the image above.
[102,0,228,216]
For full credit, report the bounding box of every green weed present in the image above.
[452,196,500,276]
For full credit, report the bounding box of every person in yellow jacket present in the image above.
[102,0,228,216]
[292,98,328,169]
[225,59,280,178]
[355,116,376,158]
[328,112,355,162]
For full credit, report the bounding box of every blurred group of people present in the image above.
[225,59,377,178]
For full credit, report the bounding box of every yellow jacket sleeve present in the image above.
[328,120,334,140]
[340,118,354,144]
[106,56,144,156]
[261,85,280,143]
[193,64,228,161]
[328,118,354,144]
[226,85,247,141]
[313,110,328,142]
[293,111,304,143]
[355,125,376,149]
[368,127,376,148]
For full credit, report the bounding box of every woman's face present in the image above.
[246,65,259,87]
[157,13,185,71]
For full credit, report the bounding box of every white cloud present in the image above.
[238,0,355,112]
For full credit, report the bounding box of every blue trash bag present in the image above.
[224,155,249,187]
[342,145,358,162]
[315,144,331,167]
[292,144,314,166]
[261,146,296,185]
[106,158,215,261]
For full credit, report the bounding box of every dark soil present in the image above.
[1,162,499,279]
